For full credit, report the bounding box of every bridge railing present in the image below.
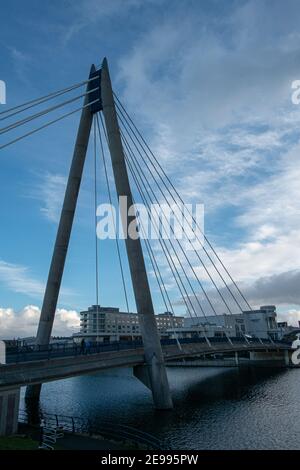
[19,409,165,450]
[6,339,144,363]
[6,336,290,364]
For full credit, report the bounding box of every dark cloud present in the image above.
[175,269,300,316]
[242,269,300,306]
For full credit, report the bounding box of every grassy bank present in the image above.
[0,435,38,450]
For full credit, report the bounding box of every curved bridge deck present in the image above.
[0,338,290,391]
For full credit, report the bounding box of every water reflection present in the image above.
[21,366,300,449]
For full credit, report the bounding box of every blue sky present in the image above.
[1,0,300,337]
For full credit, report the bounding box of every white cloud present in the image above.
[214,230,300,284]
[7,46,32,83]
[278,309,300,327]
[0,260,44,297]
[63,0,158,43]
[31,171,93,227]
[0,305,79,339]
[36,173,66,223]
[116,0,300,188]
[0,259,75,302]
[118,3,300,132]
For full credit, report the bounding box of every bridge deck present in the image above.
[0,340,290,391]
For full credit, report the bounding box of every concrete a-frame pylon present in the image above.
[26,59,173,410]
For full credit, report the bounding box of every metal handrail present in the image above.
[19,409,165,450]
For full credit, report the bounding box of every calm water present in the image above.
[20,366,300,449]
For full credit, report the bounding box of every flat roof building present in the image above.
[73,304,281,343]
[73,305,184,343]
[179,305,279,340]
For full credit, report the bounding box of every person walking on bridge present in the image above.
[80,338,86,355]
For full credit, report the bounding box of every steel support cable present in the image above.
[124,151,203,322]
[116,111,253,346]
[143,235,172,314]
[122,133,235,344]
[100,113,188,322]
[98,113,173,324]
[130,193,182,349]
[122,158,181,334]
[93,117,100,340]
[124,150,222,328]
[0,76,99,120]
[95,114,130,314]
[98,112,213,344]
[98,109,200,320]
[117,109,241,317]
[124,151,215,347]
[123,143,228,347]
[0,98,100,151]
[113,93,252,311]
[120,128,222,320]
[122,140,207,322]
[138,217,183,350]
[143,237,175,316]
[0,87,99,135]
[118,120,235,318]
[121,147,241,346]
[98,113,184,334]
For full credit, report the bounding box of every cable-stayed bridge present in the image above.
[0,58,293,436]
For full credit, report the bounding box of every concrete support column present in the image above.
[235,351,239,366]
[284,350,290,366]
[0,340,6,364]
[101,58,172,409]
[0,388,20,436]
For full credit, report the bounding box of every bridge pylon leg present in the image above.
[101,58,173,409]
[26,65,95,401]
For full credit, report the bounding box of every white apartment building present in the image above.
[242,305,279,339]
[170,305,279,340]
[73,305,184,343]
